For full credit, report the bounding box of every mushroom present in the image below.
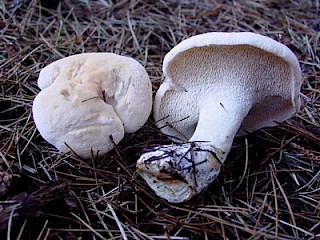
[136,32,302,203]
[33,53,152,158]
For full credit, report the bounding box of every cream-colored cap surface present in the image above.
[33,53,152,158]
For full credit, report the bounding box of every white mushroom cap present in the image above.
[137,32,302,202]
[33,53,152,158]
[157,32,302,140]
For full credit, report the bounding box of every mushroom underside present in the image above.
[156,45,294,141]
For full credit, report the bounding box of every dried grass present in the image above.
[0,0,319,239]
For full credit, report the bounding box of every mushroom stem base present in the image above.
[136,143,224,203]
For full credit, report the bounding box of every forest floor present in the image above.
[0,0,319,239]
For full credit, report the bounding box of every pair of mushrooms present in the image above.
[33,32,302,203]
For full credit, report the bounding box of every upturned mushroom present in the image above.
[33,53,152,158]
[137,32,302,203]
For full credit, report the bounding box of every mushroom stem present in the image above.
[189,94,252,155]
[137,94,252,203]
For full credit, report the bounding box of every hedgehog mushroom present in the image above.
[136,32,302,203]
[33,53,152,158]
